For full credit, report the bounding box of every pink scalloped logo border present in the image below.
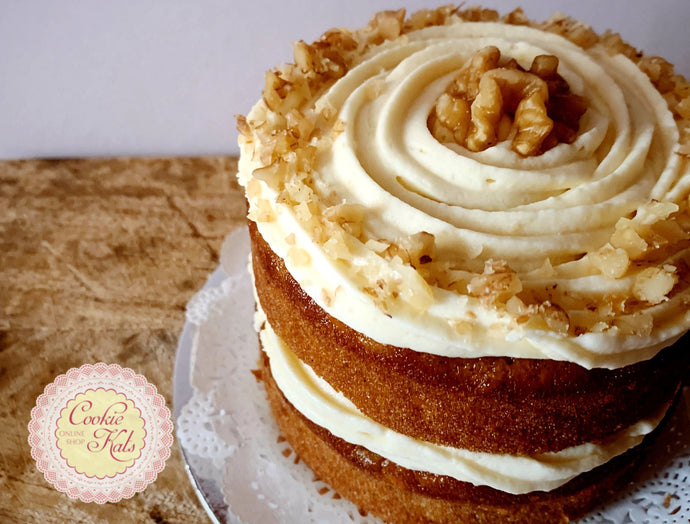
[28,363,173,504]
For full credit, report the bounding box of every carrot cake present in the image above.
[236,6,690,523]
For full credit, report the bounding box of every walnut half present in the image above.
[428,47,587,156]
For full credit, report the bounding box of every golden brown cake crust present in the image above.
[250,220,690,455]
[257,349,667,524]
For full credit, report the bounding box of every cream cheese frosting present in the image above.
[238,18,690,369]
[260,318,670,494]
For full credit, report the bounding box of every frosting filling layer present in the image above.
[260,318,670,495]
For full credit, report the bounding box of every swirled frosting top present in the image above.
[238,8,690,369]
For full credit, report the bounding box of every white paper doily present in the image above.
[174,226,690,524]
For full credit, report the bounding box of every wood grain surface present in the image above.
[0,156,245,523]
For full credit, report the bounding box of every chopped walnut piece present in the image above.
[405,231,436,267]
[322,230,351,261]
[262,70,286,112]
[638,55,676,93]
[520,301,570,334]
[635,201,679,225]
[399,271,435,313]
[538,302,571,334]
[245,178,262,199]
[364,238,390,254]
[236,114,252,139]
[530,54,559,77]
[279,177,314,206]
[539,13,598,49]
[599,31,638,60]
[610,218,648,259]
[501,8,530,26]
[262,70,309,116]
[248,199,276,223]
[608,202,685,261]
[589,243,630,279]
[468,259,523,303]
[291,30,358,84]
[633,266,677,304]
[458,7,499,22]
[285,109,315,141]
[293,200,315,222]
[505,295,527,317]
[292,41,314,73]
[430,47,586,156]
[360,255,434,315]
[403,5,455,31]
[252,162,286,190]
[324,203,366,238]
[364,9,405,45]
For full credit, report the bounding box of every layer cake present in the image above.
[236,6,690,522]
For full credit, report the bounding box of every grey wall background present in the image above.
[2,0,689,159]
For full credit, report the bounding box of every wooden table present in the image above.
[0,156,245,523]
